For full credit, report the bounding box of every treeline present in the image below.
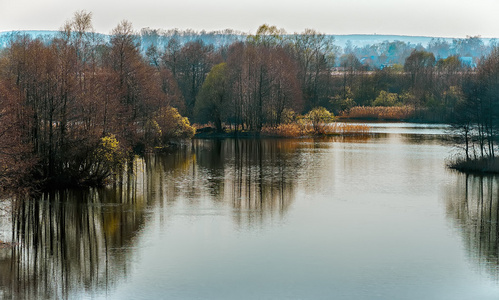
[336,48,499,170]
[193,29,474,126]
[344,36,493,69]
[333,50,466,121]
[5,29,495,68]
[449,48,499,171]
[0,12,196,189]
[1,11,499,188]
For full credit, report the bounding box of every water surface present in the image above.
[1,123,498,299]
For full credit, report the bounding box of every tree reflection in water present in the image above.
[0,138,308,298]
[445,174,499,280]
[145,139,304,228]
[210,139,302,227]
[0,172,148,299]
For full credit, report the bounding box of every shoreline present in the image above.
[448,157,499,175]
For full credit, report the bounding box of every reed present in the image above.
[261,122,370,137]
[342,106,415,120]
[261,123,304,137]
[317,123,371,135]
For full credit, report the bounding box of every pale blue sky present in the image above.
[1,0,498,37]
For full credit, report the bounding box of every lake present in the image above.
[1,123,499,299]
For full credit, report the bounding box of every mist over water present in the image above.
[1,124,499,299]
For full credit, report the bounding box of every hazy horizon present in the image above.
[0,29,492,40]
[1,0,498,38]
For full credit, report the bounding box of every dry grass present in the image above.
[261,123,304,137]
[321,123,371,135]
[342,106,415,120]
[262,122,370,137]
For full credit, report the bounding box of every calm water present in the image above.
[1,123,499,299]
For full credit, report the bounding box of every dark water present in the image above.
[1,123,499,299]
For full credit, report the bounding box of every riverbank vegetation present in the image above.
[447,48,499,173]
[0,12,195,190]
[340,106,416,120]
[1,11,499,189]
[260,122,370,138]
[199,106,371,138]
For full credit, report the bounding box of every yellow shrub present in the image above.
[152,106,195,143]
[305,107,335,132]
[93,134,125,173]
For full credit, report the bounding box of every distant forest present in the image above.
[1,11,499,188]
[1,27,496,69]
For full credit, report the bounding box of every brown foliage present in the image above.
[0,80,34,188]
[226,43,302,131]
[0,18,197,188]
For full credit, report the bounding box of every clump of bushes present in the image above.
[372,91,401,107]
[260,107,370,137]
[146,106,196,147]
[92,134,126,176]
[304,107,335,133]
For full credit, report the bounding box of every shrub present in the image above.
[373,91,400,107]
[305,107,335,133]
[90,134,126,179]
[148,106,195,145]
[281,108,296,124]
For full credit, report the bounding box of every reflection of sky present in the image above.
[0,202,10,243]
[350,122,451,135]
[109,132,499,299]
[4,127,499,299]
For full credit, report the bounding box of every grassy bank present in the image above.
[195,122,371,139]
[340,106,415,121]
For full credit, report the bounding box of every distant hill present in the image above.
[333,34,446,48]
[2,30,495,49]
[1,30,496,68]
[0,30,109,48]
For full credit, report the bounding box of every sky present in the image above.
[1,0,498,38]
